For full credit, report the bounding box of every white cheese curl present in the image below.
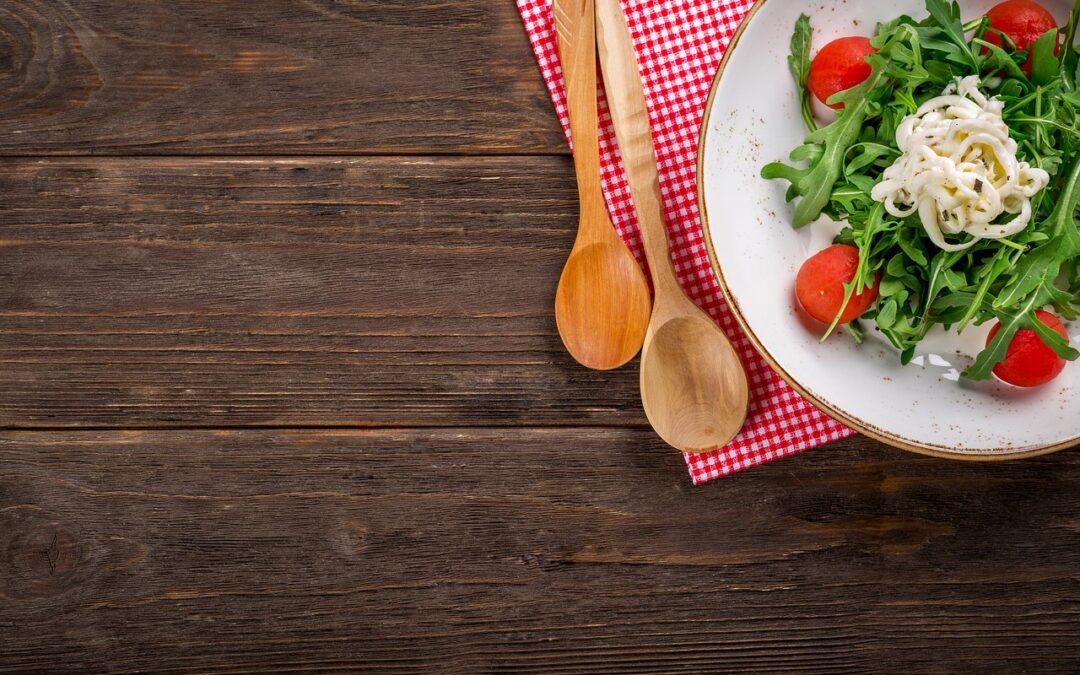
[870,76,1049,251]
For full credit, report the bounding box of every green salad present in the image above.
[763,0,1080,385]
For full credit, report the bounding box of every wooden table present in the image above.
[1,2,1077,671]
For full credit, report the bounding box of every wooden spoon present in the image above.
[596,0,749,452]
[553,0,651,371]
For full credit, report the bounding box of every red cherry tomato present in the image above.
[796,244,880,325]
[808,37,876,110]
[984,0,1059,74]
[986,309,1069,387]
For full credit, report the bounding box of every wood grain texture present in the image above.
[1,429,1078,673]
[0,0,564,155]
[0,156,654,428]
[3,1,1079,671]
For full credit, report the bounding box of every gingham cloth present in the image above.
[517,0,857,482]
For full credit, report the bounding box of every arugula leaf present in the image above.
[876,299,899,329]
[972,38,1031,81]
[921,250,965,321]
[843,143,900,177]
[1030,312,1080,359]
[964,297,1041,380]
[1031,28,1061,86]
[957,247,1012,330]
[848,319,866,343]
[762,50,890,227]
[924,0,980,70]
[965,299,1080,380]
[788,14,817,133]
[995,156,1080,308]
[1061,0,1080,88]
[879,277,907,297]
[762,101,873,227]
[822,203,889,340]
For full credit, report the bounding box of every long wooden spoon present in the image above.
[553,0,651,371]
[596,0,749,452]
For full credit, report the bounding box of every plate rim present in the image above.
[695,0,1076,461]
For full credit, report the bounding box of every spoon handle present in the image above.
[554,0,605,222]
[594,0,682,301]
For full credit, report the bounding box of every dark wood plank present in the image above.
[1,429,1077,672]
[0,0,564,155]
[0,156,651,427]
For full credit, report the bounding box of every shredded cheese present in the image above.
[870,76,1050,251]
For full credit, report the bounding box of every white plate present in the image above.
[697,0,1080,458]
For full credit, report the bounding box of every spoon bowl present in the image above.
[556,239,652,371]
[640,312,749,452]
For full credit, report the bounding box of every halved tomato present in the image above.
[984,0,1059,74]
[808,37,876,109]
[986,309,1069,387]
[796,245,879,324]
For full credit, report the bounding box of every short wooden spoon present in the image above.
[553,0,651,371]
[596,0,749,451]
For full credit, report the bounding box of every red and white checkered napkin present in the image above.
[517,0,857,482]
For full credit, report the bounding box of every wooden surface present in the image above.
[0,0,562,154]
[0,1,1077,672]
